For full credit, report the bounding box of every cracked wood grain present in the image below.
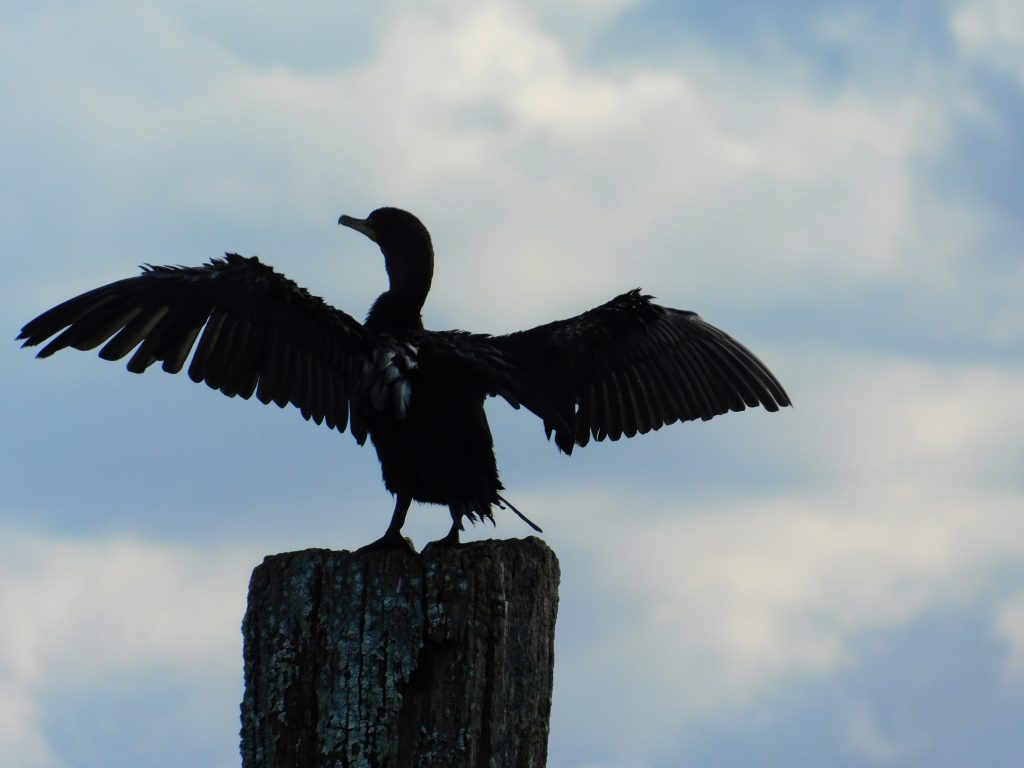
[240,538,559,768]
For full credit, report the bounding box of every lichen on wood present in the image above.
[241,537,559,768]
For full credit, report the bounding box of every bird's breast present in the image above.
[360,340,420,421]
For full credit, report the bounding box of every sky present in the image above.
[2,0,1023,766]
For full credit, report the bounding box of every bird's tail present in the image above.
[496,494,543,533]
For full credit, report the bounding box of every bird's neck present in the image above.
[366,290,426,331]
[365,247,432,332]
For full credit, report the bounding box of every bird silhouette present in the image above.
[18,207,791,551]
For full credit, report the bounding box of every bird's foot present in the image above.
[422,530,462,553]
[357,531,418,555]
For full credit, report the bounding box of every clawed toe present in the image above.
[422,531,462,553]
[357,532,418,555]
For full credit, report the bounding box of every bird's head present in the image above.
[340,207,434,323]
[338,207,429,252]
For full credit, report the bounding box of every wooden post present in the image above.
[240,537,559,768]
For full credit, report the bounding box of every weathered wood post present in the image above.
[240,537,559,767]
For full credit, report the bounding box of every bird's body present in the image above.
[362,330,507,531]
[18,207,791,549]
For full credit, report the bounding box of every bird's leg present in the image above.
[358,494,416,553]
[424,506,464,551]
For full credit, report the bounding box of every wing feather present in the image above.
[126,306,180,374]
[628,362,656,434]
[161,319,203,375]
[256,327,281,406]
[276,340,295,410]
[614,367,639,439]
[70,302,144,353]
[643,359,680,428]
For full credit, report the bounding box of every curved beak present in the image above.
[338,214,377,243]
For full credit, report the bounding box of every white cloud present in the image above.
[789,355,1024,490]
[0,533,251,767]
[559,488,1022,708]
[952,0,1024,84]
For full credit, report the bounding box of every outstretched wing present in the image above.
[491,289,791,452]
[17,253,371,434]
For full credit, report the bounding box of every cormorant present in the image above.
[17,207,791,550]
